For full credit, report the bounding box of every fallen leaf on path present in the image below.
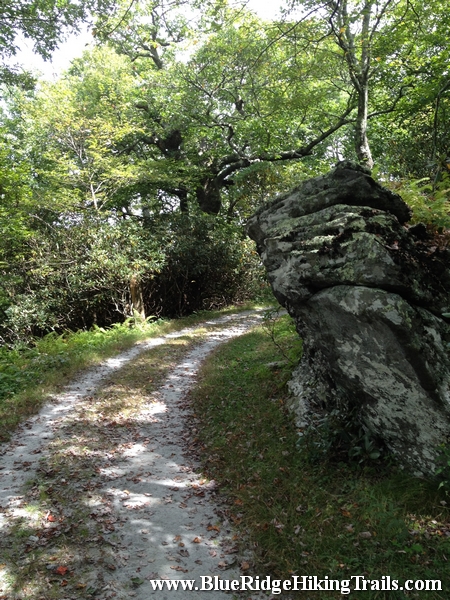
[193,537,201,543]
[241,561,250,571]
[55,566,68,576]
[207,525,220,532]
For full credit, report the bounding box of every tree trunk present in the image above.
[196,176,222,214]
[355,81,373,169]
[130,275,146,320]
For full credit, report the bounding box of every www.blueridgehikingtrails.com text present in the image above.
[149,575,442,594]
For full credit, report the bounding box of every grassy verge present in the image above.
[189,314,450,599]
[0,301,266,442]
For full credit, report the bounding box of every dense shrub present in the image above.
[0,210,261,344]
[144,213,261,317]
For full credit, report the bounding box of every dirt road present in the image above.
[0,311,268,600]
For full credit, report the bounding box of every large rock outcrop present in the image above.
[247,161,450,475]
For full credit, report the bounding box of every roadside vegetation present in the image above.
[190,312,450,598]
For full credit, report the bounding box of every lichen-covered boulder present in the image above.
[247,161,450,475]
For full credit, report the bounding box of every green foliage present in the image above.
[0,0,117,87]
[261,306,303,366]
[435,444,450,493]
[387,176,450,230]
[1,207,259,342]
[2,0,450,349]
[145,213,261,317]
[1,213,163,340]
[300,408,384,467]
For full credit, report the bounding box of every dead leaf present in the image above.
[193,537,201,543]
[170,566,189,573]
[55,566,68,576]
[241,561,250,571]
[173,535,182,542]
[359,531,372,539]
[207,525,220,532]
[47,514,57,522]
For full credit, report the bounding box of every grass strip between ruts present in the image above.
[0,302,264,442]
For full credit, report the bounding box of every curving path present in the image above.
[0,311,270,600]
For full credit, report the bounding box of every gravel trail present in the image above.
[0,311,268,600]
